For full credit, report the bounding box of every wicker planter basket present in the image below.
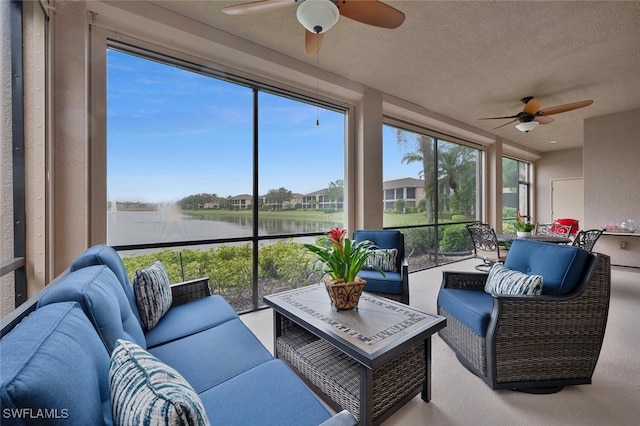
[324,276,366,310]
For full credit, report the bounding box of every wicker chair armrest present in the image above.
[441,271,488,291]
[170,277,211,306]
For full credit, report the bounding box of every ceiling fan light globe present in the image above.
[515,121,539,132]
[297,0,339,34]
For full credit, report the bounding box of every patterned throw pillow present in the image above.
[364,248,398,272]
[484,263,544,296]
[109,339,210,426]
[133,261,172,330]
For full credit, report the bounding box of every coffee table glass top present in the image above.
[264,285,445,365]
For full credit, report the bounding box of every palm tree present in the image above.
[396,130,435,222]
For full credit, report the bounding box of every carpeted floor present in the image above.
[241,259,640,425]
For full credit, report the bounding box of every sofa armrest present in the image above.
[441,271,488,291]
[318,410,358,426]
[170,277,211,306]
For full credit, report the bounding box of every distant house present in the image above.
[383,178,425,211]
[230,194,252,210]
[303,189,342,210]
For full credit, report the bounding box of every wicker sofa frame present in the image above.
[437,252,611,392]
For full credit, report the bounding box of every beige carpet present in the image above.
[241,260,640,425]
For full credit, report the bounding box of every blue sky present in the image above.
[107,50,422,203]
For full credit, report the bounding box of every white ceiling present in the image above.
[147,0,640,152]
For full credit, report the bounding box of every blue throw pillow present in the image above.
[484,263,543,296]
[133,261,172,330]
[109,339,209,426]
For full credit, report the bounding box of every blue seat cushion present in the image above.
[148,319,273,393]
[71,244,142,326]
[0,302,112,426]
[438,288,494,336]
[38,265,147,352]
[198,360,332,426]
[504,239,590,296]
[145,295,239,348]
[357,269,403,295]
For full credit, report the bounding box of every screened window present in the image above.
[502,156,531,233]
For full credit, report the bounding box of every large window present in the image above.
[502,157,531,232]
[107,48,346,312]
[382,123,481,270]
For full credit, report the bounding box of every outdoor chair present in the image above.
[353,229,409,304]
[572,229,604,252]
[535,222,573,238]
[466,223,507,272]
[437,239,611,393]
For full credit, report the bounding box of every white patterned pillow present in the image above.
[133,261,172,330]
[364,248,398,272]
[484,263,543,296]
[109,339,210,426]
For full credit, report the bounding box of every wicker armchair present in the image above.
[353,229,409,304]
[437,239,611,393]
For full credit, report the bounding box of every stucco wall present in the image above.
[584,108,640,267]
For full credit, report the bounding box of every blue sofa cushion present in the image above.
[198,360,332,426]
[484,263,544,296]
[438,288,494,336]
[356,269,403,295]
[504,239,590,296]
[353,230,404,273]
[132,261,173,331]
[0,302,112,426]
[38,265,147,352]
[144,295,239,348]
[109,340,209,426]
[148,319,273,393]
[71,244,142,326]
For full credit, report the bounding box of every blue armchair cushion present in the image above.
[198,360,332,426]
[353,230,404,273]
[437,289,494,336]
[364,248,398,272]
[357,269,403,295]
[484,263,543,296]
[71,244,143,326]
[0,302,112,426]
[38,265,147,352]
[133,261,173,331]
[109,339,209,426]
[504,239,590,296]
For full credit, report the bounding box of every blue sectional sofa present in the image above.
[1,245,356,426]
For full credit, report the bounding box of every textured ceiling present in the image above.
[147,0,640,152]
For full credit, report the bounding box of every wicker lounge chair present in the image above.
[437,239,611,393]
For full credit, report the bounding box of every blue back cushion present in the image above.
[0,302,112,425]
[38,265,146,352]
[71,244,142,326]
[353,230,405,294]
[504,239,590,296]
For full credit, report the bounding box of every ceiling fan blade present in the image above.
[305,30,324,55]
[222,0,294,15]
[538,100,594,116]
[491,119,518,130]
[534,116,554,125]
[522,97,542,115]
[479,115,518,120]
[337,0,405,29]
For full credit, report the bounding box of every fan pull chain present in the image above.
[316,35,320,126]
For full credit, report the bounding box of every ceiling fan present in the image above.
[222,0,405,55]
[480,97,594,132]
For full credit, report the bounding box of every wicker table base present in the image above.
[264,286,446,426]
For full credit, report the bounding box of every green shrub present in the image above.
[440,224,472,252]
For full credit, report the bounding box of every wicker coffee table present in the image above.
[264,286,446,425]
